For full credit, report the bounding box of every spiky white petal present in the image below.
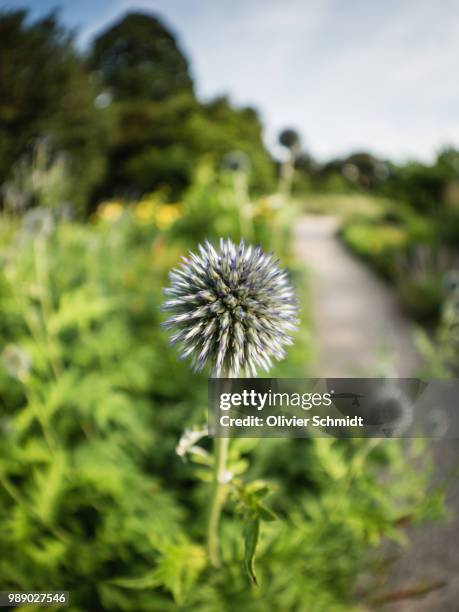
[162,238,298,377]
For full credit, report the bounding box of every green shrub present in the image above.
[340,202,457,323]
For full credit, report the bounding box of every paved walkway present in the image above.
[294,215,459,611]
[294,215,420,377]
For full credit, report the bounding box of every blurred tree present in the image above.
[90,12,194,101]
[89,13,274,200]
[95,90,274,200]
[0,9,274,209]
[382,149,459,215]
[190,97,274,194]
[437,147,459,175]
[0,10,110,213]
[96,93,198,200]
[292,152,317,193]
[342,152,390,189]
[312,152,391,194]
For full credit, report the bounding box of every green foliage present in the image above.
[90,12,194,102]
[0,178,443,610]
[302,194,383,219]
[340,220,409,277]
[340,200,458,323]
[233,480,277,585]
[2,139,73,213]
[0,9,274,213]
[192,98,275,194]
[0,9,449,597]
[382,148,459,214]
[169,163,276,253]
[0,214,192,609]
[100,94,274,201]
[417,286,459,376]
[0,10,110,214]
[88,12,274,201]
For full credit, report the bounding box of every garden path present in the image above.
[294,214,459,611]
[294,214,419,377]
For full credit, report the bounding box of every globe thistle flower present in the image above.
[57,202,75,222]
[278,128,301,155]
[367,382,414,437]
[444,270,459,296]
[21,207,54,239]
[2,344,32,380]
[163,238,298,377]
[222,151,250,174]
[443,288,459,347]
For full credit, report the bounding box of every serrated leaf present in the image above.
[153,541,206,605]
[314,438,347,480]
[27,537,67,568]
[32,451,67,523]
[42,370,78,419]
[48,288,114,333]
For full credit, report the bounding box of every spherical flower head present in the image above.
[2,344,32,380]
[163,238,298,377]
[279,128,300,152]
[367,383,413,436]
[443,287,459,346]
[21,207,54,239]
[444,270,459,296]
[222,151,251,174]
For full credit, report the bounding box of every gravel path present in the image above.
[294,214,459,612]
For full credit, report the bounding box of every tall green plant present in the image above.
[162,238,298,574]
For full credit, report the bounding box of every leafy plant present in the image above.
[0,179,443,610]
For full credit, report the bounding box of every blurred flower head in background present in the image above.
[369,382,414,436]
[278,128,301,158]
[444,270,459,296]
[21,207,54,239]
[163,238,298,376]
[222,151,251,174]
[56,202,75,222]
[2,344,32,380]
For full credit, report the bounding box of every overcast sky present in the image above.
[3,0,459,162]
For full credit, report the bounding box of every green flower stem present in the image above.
[279,152,295,201]
[207,434,230,567]
[34,237,62,378]
[234,172,254,242]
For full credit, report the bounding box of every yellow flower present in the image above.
[97,201,124,221]
[134,200,156,222]
[154,204,183,230]
[253,198,276,221]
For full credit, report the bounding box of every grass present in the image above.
[300,193,393,220]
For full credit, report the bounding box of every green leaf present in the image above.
[109,573,158,590]
[32,450,67,523]
[257,504,277,522]
[153,541,207,605]
[243,518,260,585]
[27,537,67,569]
[42,370,78,419]
[48,288,114,333]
